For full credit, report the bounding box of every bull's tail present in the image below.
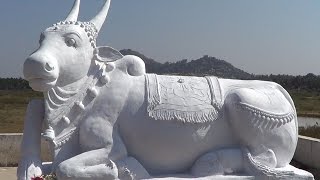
[243,148,295,180]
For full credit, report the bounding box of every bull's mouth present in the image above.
[28,77,57,92]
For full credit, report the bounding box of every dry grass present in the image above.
[0,90,42,133]
[299,126,320,139]
[1,90,320,132]
[290,90,320,118]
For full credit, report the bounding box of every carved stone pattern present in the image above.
[146,74,222,123]
[43,62,110,148]
[237,102,295,130]
[52,21,98,47]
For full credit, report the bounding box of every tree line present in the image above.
[2,73,320,92]
[253,73,320,92]
[0,78,30,90]
[2,50,320,92]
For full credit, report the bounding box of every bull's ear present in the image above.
[94,46,123,62]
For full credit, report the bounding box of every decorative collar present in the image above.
[42,60,115,149]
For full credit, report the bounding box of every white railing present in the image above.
[0,133,51,166]
[294,135,320,169]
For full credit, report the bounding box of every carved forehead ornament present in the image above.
[48,0,111,48]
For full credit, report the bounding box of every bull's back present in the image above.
[118,75,237,174]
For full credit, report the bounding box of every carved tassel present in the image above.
[99,74,110,85]
[105,62,115,72]
[42,126,55,142]
[62,116,71,124]
[88,87,99,98]
[75,101,85,111]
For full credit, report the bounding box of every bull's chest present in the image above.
[78,114,114,151]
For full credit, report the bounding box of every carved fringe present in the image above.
[149,109,219,123]
[237,102,295,130]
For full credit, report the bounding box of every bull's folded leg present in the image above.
[191,148,244,176]
[56,148,118,180]
[117,156,151,180]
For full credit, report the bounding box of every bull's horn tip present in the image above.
[90,0,111,33]
[65,0,81,22]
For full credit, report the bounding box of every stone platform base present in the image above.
[147,175,253,180]
[145,165,314,180]
[0,167,17,179]
[0,165,314,180]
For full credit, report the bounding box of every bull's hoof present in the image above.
[117,157,151,180]
[56,160,118,180]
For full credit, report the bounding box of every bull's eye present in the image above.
[66,38,76,47]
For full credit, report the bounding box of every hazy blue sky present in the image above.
[0,0,319,77]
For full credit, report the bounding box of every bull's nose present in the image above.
[45,62,55,72]
[23,56,58,80]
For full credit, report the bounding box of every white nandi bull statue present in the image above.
[18,0,313,179]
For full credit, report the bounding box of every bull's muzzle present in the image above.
[23,53,59,92]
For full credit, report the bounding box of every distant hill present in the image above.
[120,49,252,79]
[120,49,320,91]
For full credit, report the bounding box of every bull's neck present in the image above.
[43,61,105,130]
[43,78,86,117]
[44,75,89,119]
[42,60,111,148]
[56,76,89,92]
[44,76,89,107]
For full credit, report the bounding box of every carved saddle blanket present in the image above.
[146,74,223,123]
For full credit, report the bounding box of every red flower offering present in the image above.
[31,177,44,180]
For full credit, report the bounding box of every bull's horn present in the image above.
[90,0,111,33]
[65,0,80,21]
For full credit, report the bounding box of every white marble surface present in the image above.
[144,165,313,180]
[18,0,314,179]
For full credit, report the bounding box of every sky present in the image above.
[0,0,319,78]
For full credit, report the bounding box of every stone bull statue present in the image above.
[18,0,313,179]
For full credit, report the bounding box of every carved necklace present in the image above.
[42,60,115,149]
